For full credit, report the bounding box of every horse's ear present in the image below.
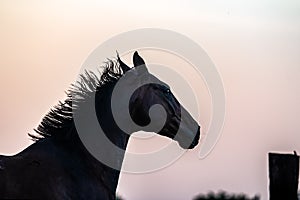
[133,51,149,75]
[133,51,146,68]
[116,51,131,72]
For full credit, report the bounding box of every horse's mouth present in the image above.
[177,126,200,149]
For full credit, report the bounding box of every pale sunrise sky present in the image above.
[0,1,300,199]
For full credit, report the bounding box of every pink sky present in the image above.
[0,1,300,199]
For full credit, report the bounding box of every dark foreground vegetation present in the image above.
[117,191,260,200]
[193,191,260,200]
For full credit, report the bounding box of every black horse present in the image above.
[0,52,200,199]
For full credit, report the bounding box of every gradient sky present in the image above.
[1,1,300,199]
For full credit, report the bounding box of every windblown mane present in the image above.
[29,59,124,141]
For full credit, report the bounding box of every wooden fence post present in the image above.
[269,152,299,200]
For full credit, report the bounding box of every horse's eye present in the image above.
[165,89,171,94]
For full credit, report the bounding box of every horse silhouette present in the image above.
[0,51,200,199]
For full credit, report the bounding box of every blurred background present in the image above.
[0,1,300,199]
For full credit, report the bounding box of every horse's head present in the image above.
[117,51,200,149]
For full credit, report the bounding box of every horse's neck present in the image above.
[46,82,131,196]
[82,83,131,195]
[63,128,129,198]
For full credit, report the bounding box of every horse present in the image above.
[0,51,200,199]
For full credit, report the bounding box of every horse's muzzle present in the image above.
[177,125,200,149]
[188,126,200,149]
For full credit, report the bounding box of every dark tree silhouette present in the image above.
[193,191,260,200]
